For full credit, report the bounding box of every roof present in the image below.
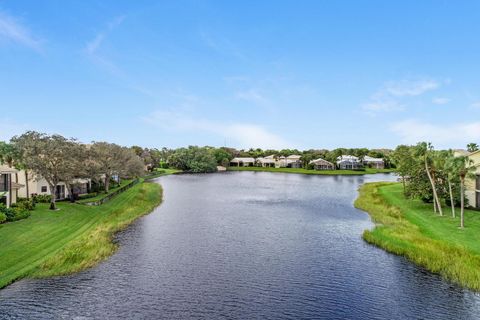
[231,157,256,163]
[337,155,359,162]
[0,165,18,174]
[363,156,384,163]
[257,158,276,164]
[11,182,24,189]
[287,155,301,160]
[309,158,334,166]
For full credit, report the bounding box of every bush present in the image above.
[78,192,98,200]
[33,194,52,203]
[0,212,6,224]
[15,198,36,211]
[0,204,30,222]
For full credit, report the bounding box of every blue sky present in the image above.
[1,1,479,150]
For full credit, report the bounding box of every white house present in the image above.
[17,170,89,200]
[277,155,302,168]
[337,155,362,170]
[363,156,385,169]
[309,158,335,170]
[0,165,23,207]
[257,155,276,167]
[230,157,256,167]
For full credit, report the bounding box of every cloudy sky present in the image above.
[1,1,479,149]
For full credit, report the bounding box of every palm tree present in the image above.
[415,142,443,215]
[444,151,458,218]
[467,143,479,153]
[451,156,475,229]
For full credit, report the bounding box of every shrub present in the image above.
[15,198,36,210]
[0,204,29,222]
[78,192,98,200]
[33,194,52,203]
[0,212,6,224]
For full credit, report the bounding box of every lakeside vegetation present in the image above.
[355,182,480,291]
[228,166,394,175]
[0,181,162,289]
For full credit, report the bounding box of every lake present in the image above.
[1,172,480,319]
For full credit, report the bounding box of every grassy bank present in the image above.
[228,166,394,175]
[355,182,480,291]
[0,182,162,289]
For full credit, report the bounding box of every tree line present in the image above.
[392,142,478,229]
[1,131,146,210]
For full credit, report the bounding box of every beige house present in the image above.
[465,150,480,208]
[363,156,385,169]
[0,165,23,207]
[230,157,256,167]
[277,155,302,168]
[309,158,335,170]
[257,155,276,167]
[17,170,89,200]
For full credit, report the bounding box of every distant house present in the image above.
[458,150,480,209]
[17,170,89,200]
[337,155,362,170]
[277,155,302,168]
[230,157,256,167]
[309,158,335,170]
[0,165,23,207]
[257,155,276,167]
[363,156,385,169]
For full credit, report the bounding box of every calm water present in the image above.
[1,172,480,319]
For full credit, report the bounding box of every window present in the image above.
[41,186,48,193]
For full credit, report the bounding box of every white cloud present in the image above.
[362,99,404,113]
[470,102,480,110]
[390,119,480,148]
[142,110,290,149]
[432,97,450,105]
[85,15,125,55]
[0,11,41,51]
[384,79,440,97]
[235,89,269,105]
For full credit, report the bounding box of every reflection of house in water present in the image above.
[309,158,335,170]
[336,155,362,170]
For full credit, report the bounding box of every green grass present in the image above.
[227,166,394,175]
[355,182,480,291]
[0,181,162,289]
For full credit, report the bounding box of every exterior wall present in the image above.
[17,170,89,200]
[466,151,480,208]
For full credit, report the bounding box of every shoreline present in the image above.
[227,166,394,175]
[0,181,163,289]
[354,182,480,292]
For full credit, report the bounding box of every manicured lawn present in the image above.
[355,182,480,291]
[0,181,162,289]
[76,179,135,204]
[227,166,394,175]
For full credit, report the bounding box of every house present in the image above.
[256,155,276,167]
[230,157,256,167]
[17,170,90,200]
[309,158,335,170]
[0,165,23,207]
[464,150,480,209]
[363,156,385,169]
[337,155,362,170]
[277,155,302,168]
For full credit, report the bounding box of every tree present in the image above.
[212,148,233,167]
[391,145,415,194]
[450,156,475,229]
[415,142,443,215]
[90,142,143,193]
[11,131,80,210]
[168,146,217,173]
[467,143,479,153]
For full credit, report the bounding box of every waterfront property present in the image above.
[309,158,335,170]
[230,157,256,167]
[17,170,90,200]
[465,150,480,208]
[256,155,276,167]
[363,156,385,169]
[277,155,302,168]
[0,165,23,207]
[337,155,362,170]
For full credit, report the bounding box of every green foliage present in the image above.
[33,194,52,203]
[0,212,6,224]
[356,182,480,291]
[168,146,218,173]
[0,204,30,222]
[15,198,36,211]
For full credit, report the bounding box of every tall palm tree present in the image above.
[444,151,458,218]
[451,156,475,229]
[415,142,443,215]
